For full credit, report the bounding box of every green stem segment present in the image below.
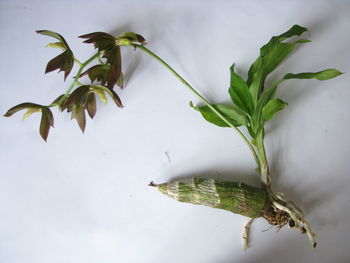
[133,44,260,167]
[255,129,271,187]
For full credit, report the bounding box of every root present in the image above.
[242,218,254,251]
[262,203,290,227]
[266,191,317,249]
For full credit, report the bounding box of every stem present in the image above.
[255,131,316,248]
[97,53,106,64]
[49,52,101,107]
[133,44,260,167]
[132,43,318,250]
[73,57,82,66]
[255,129,271,187]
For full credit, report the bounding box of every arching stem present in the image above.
[132,44,260,168]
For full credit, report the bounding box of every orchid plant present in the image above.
[5,25,343,250]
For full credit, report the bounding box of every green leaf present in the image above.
[40,107,54,141]
[283,69,343,81]
[261,43,296,76]
[190,102,246,127]
[4,102,43,117]
[249,42,303,103]
[247,25,310,103]
[259,25,308,56]
[257,84,279,110]
[216,104,246,126]
[229,65,253,114]
[294,39,312,44]
[261,68,344,109]
[251,68,343,132]
[37,30,74,80]
[262,98,288,122]
[249,83,282,136]
[278,24,308,39]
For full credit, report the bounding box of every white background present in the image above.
[1,0,349,262]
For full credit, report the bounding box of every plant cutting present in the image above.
[4,25,342,250]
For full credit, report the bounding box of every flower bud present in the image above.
[115,37,132,46]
